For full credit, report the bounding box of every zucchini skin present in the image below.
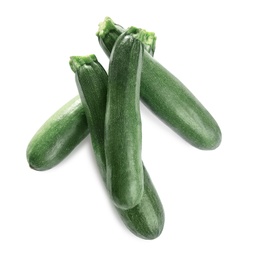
[26,96,89,171]
[141,52,221,149]
[70,55,164,239]
[117,166,164,240]
[105,33,144,210]
[97,18,222,150]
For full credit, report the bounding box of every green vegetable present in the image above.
[70,54,164,239]
[26,96,88,171]
[105,31,144,210]
[97,17,222,150]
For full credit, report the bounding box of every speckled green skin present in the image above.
[141,52,221,149]
[26,96,89,171]
[97,18,222,150]
[105,33,144,210]
[70,55,164,239]
[117,166,164,239]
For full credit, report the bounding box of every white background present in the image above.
[1,0,255,259]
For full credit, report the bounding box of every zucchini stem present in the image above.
[97,17,156,56]
[69,55,97,73]
[96,16,119,38]
[127,26,156,56]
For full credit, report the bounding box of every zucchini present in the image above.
[26,96,88,171]
[97,17,222,150]
[105,31,144,210]
[70,54,164,239]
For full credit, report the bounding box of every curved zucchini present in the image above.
[97,17,222,150]
[26,96,89,171]
[105,31,144,210]
[70,55,164,239]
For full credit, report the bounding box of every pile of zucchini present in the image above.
[26,17,221,240]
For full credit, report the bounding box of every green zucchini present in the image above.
[26,96,89,171]
[105,31,144,210]
[97,17,222,150]
[70,54,164,239]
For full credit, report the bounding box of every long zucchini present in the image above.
[70,54,164,239]
[105,31,144,209]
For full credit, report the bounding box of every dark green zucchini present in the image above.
[105,31,144,210]
[70,54,164,239]
[26,96,88,171]
[97,17,222,150]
